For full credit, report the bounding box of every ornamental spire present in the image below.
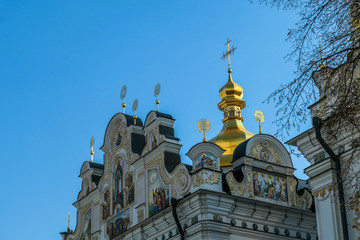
[90,137,94,162]
[132,99,138,124]
[154,83,161,112]
[120,85,127,113]
[67,212,71,232]
[209,39,254,167]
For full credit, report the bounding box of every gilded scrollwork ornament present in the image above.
[192,171,220,187]
[313,184,333,201]
[226,172,245,196]
[245,167,254,198]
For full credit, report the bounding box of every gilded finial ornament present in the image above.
[90,136,94,162]
[154,83,161,112]
[132,99,138,125]
[67,212,71,232]
[120,85,127,113]
[221,38,237,72]
[197,119,211,142]
[254,110,265,134]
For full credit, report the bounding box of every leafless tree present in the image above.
[254,0,360,232]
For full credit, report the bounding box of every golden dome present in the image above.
[219,69,243,99]
[209,69,254,167]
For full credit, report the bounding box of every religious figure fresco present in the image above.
[260,149,271,162]
[151,135,157,149]
[125,172,134,205]
[113,163,124,209]
[80,210,91,240]
[115,133,122,146]
[102,189,110,220]
[148,169,169,216]
[106,209,130,239]
[194,153,217,170]
[253,170,287,202]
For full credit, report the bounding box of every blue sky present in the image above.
[0,1,312,239]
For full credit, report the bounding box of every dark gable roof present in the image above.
[155,111,174,120]
[164,151,181,173]
[159,125,179,140]
[131,133,146,155]
[89,162,104,169]
[91,175,102,186]
[184,164,192,172]
[232,138,251,162]
[124,114,143,127]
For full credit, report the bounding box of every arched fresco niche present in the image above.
[148,169,170,217]
[102,188,110,220]
[114,132,122,147]
[113,160,124,210]
[151,134,157,150]
[81,210,91,240]
[84,179,90,195]
[124,172,134,206]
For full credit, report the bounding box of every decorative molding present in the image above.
[137,170,144,178]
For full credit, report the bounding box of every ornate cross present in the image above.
[221,38,237,70]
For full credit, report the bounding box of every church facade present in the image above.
[60,46,322,239]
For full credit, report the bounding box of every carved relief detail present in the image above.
[313,184,333,200]
[296,188,313,210]
[192,171,220,187]
[246,167,254,198]
[171,168,191,197]
[288,178,296,207]
[226,172,245,196]
[137,209,144,222]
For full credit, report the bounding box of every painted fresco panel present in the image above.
[194,152,217,170]
[80,210,91,240]
[113,163,124,208]
[148,169,169,217]
[106,209,130,239]
[253,170,288,202]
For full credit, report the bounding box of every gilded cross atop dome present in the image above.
[221,38,237,72]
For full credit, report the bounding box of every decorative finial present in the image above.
[319,44,326,69]
[120,85,127,113]
[197,119,211,142]
[132,99,138,125]
[67,212,71,232]
[254,110,265,134]
[154,83,161,112]
[90,136,94,162]
[221,38,237,72]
